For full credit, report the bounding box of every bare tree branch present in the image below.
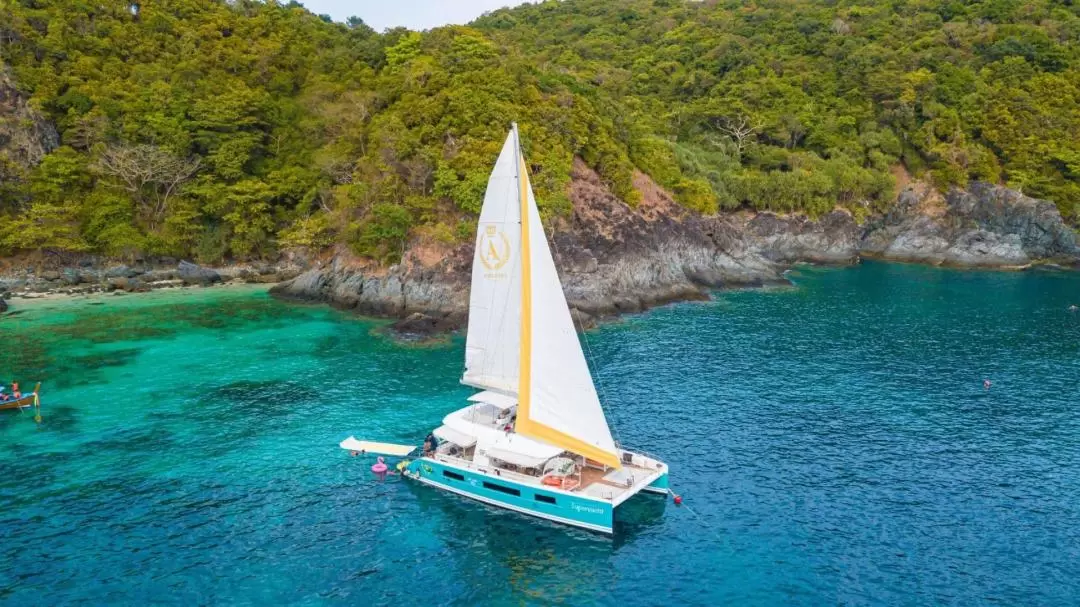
[712,115,764,157]
[93,144,200,232]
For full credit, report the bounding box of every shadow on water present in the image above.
[0,403,79,435]
[613,493,668,538]
[71,348,142,371]
[81,426,177,455]
[196,379,314,419]
[34,405,80,434]
[174,379,320,456]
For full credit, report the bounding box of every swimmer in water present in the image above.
[984,379,992,390]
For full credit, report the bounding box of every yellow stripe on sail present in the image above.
[513,125,621,470]
[516,124,534,445]
[516,415,622,469]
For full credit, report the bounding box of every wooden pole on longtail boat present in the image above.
[32,382,41,424]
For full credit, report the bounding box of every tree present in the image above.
[1,0,1077,260]
[92,144,201,232]
[712,115,764,159]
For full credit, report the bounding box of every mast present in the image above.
[514,122,535,458]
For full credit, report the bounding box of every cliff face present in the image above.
[272,168,1079,331]
[0,66,58,173]
[863,182,1079,266]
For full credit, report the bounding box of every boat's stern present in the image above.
[609,450,670,500]
[643,468,670,494]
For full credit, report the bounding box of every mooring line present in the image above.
[667,488,725,543]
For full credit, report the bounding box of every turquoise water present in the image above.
[1,262,1079,606]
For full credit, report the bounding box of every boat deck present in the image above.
[577,463,665,503]
[429,449,667,507]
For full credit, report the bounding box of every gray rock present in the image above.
[744,210,861,264]
[569,307,594,329]
[142,269,177,282]
[392,312,437,335]
[947,183,1078,259]
[107,277,149,292]
[943,231,1028,266]
[0,298,7,313]
[861,182,1079,266]
[104,265,138,278]
[178,261,221,285]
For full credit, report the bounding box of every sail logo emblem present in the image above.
[478,225,511,271]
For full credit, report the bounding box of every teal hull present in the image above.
[406,458,615,533]
[644,472,669,494]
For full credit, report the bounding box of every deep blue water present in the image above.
[1,262,1078,605]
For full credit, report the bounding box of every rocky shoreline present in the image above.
[270,163,1079,334]
[2,165,1077,329]
[0,257,307,306]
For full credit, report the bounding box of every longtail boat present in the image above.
[0,382,41,413]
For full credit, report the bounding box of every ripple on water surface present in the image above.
[1,266,1079,605]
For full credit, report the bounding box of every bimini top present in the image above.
[441,404,561,467]
[483,433,562,468]
[467,390,517,410]
[433,424,477,448]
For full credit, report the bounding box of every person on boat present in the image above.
[0,387,7,401]
[423,432,439,456]
[11,382,19,399]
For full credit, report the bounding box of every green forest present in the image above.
[1,0,1078,263]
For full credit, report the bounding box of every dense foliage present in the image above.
[1,0,1078,262]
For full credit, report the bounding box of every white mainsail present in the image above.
[463,125,621,469]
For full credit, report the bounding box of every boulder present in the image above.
[124,277,148,292]
[0,298,7,313]
[391,312,463,336]
[142,269,177,282]
[41,270,61,281]
[104,265,139,278]
[107,277,149,292]
[392,312,438,335]
[178,260,221,285]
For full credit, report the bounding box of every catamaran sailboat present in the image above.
[400,125,669,534]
